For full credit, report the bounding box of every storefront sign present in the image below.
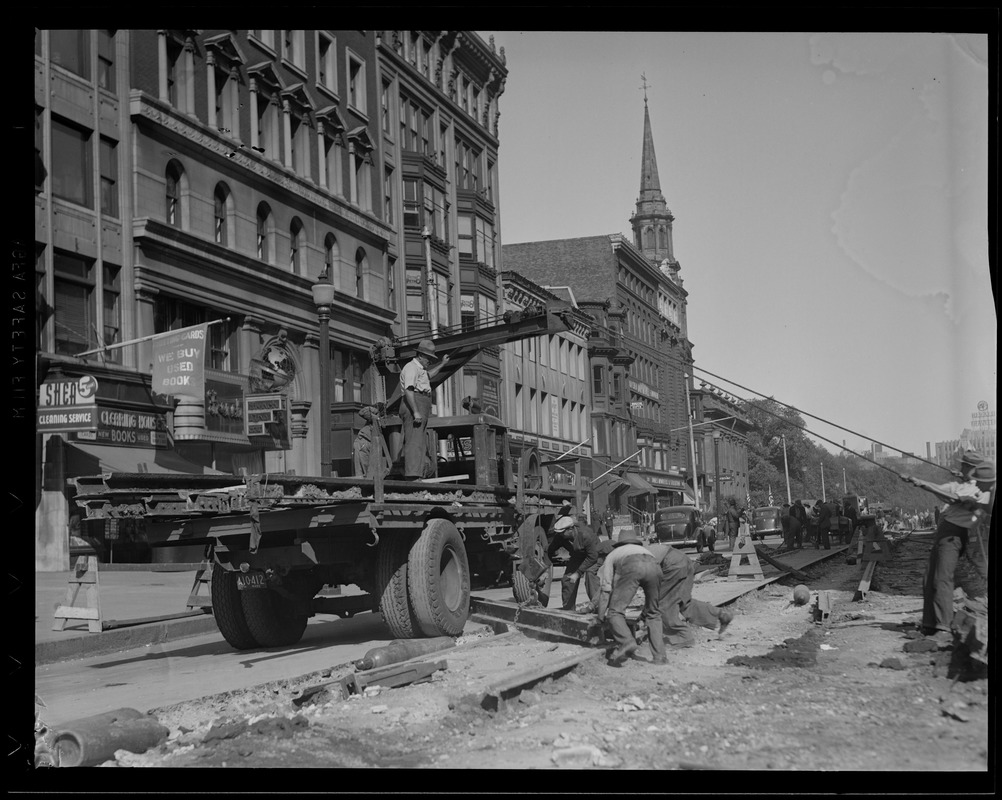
[205,379,246,436]
[38,375,99,407]
[628,378,659,401]
[480,376,499,417]
[151,323,208,397]
[71,408,169,448]
[37,375,100,432]
[245,394,291,450]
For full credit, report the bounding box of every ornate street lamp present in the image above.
[311,270,337,477]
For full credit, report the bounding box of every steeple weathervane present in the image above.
[640,72,651,105]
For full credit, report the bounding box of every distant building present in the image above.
[928,401,996,468]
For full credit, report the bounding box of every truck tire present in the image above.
[512,527,552,606]
[375,533,421,639]
[408,519,471,637]
[210,563,259,650]
[240,588,309,648]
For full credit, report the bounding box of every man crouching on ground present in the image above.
[596,530,666,666]
[647,541,734,648]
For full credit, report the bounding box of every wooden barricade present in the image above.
[52,556,103,633]
[186,560,213,609]
[728,534,764,581]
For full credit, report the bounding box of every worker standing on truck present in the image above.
[399,339,450,480]
[551,513,600,611]
[596,530,666,666]
[902,451,994,641]
[648,541,734,648]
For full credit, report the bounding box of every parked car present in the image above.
[654,505,705,549]
[750,506,783,541]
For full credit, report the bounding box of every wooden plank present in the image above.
[480,649,604,706]
[853,560,877,602]
[753,546,808,580]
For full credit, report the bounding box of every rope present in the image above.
[692,365,954,475]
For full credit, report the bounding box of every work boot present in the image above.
[607,641,638,665]
[717,608,735,636]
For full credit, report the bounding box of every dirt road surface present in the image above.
[37,532,990,780]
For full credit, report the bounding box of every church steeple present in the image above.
[630,83,676,269]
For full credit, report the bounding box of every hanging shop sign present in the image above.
[151,323,209,397]
[37,375,99,432]
[245,393,291,451]
[480,376,500,418]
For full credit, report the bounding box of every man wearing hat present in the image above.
[399,339,449,480]
[648,541,734,648]
[550,511,600,611]
[902,450,994,640]
[595,530,666,666]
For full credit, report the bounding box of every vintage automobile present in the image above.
[654,505,713,550]
[750,505,783,541]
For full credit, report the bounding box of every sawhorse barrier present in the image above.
[52,556,103,633]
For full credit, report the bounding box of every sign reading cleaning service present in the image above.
[37,375,99,432]
[152,323,209,397]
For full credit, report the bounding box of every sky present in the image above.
[480,30,995,461]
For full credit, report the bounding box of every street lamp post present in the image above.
[713,430,722,536]
[311,271,337,478]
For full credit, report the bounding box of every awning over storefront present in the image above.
[64,442,225,476]
[681,492,697,505]
[603,475,629,493]
[623,473,657,496]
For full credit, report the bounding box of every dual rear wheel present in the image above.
[375,519,472,639]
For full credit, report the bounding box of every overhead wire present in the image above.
[695,373,940,482]
[692,365,954,476]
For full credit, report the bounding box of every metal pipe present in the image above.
[76,318,231,356]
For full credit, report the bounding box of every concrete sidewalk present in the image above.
[34,565,220,666]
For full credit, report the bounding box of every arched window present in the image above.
[165,161,184,228]
[289,217,303,274]
[355,248,367,299]
[213,183,230,246]
[324,233,339,281]
[256,202,272,263]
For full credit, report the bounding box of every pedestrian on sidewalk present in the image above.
[902,453,994,640]
[596,531,665,666]
[647,542,733,648]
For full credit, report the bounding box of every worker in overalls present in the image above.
[399,339,449,480]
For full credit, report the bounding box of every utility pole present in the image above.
[683,374,700,511]
[782,433,791,505]
[821,462,826,502]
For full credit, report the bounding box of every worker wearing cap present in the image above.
[647,541,734,648]
[596,530,666,666]
[902,450,994,640]
[551,513,600,611]
[399,339,449,480]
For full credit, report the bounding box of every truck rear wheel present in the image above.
[408,519,471,637]
[375,533,421,639]
[210,563,259,650]
[512,527,552,606]
[241,587,309,648]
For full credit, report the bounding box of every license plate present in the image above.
[236,571,267,590]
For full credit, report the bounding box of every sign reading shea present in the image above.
[38,375,99,407]
[152,324,209,397]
